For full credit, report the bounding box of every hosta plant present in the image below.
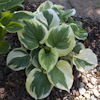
[6,1,98,99]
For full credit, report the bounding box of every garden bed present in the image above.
[0,1,100,100]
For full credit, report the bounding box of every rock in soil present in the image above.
[81,75,88,84]
[84,91,90,99]
[80,82,85,88]
[0,88,5,94]
[87,83,93,89]
[63,96,67,100]
[74,97,79,100]
[93,89,99,97]
[90,77,97,85]
[90,95,97,100]
[97,76,100,85]
[79,88,86,95]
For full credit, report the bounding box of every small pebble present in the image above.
[82,75,88,84]
[76,91,79,97]
[87,83,93,89]
[93,89,99,97]
[90,77,97,85]
[32,4,37,8]
[93,69,97,73]
[80,82,85,88]
[72,90,76,96]
[97,76,100,85]
[79,95,83,99]
[0,88,5,94]
[59,89,62,92]
[98,95,100,99]
[63,96,67,100]
[90,95,97,100]
[89,89,93,95]
[0,93,5,99]
[84,86,89,90]
[87,74,92,78]
[97,71,100,76]
[79,88,86,95]
[77,73,81,78]
[98,88,100,92]
[91,70,95,75]
[84,91,90,99]
[97,85,100,92]
[97,85,100,89]
[74,97,79,100]
[81,97,86,100]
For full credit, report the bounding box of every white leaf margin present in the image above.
[26,68,53,99]
[47,60,73,92]
[46,25,75,57]
[34,9,60,29]
[6,48,31,71]
[73,49,98,72]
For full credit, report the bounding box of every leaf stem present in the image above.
[39,44,45,48]
[60,54,73,67]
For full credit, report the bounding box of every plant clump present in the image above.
[6,1,98,99]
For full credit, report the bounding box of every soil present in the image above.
[26,0,100,21]
[0,1,100,100]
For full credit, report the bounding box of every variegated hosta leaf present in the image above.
[73,49,98,72]
[0,5,3,12]
[5,22,23,33]
[51,4,64,15]
[2,0,24,10]
[39,47,58,72]
[30,48,41,68]
[37,1,53,12]
[34,9,60,29]
[72,41,85,54]
[46,24,75,57]
[0,13,13,26]
[75,28,88,40]
[67,23,79,33]
[25,64,34,76]
[17,19,48,50]
[0,27,6,41]
[11,17,26,27]
[13,11,34,20]
[60,9,76,20]
[47,60,73,92]
[67,17,87,40]
[7,48,31,71]
[26,68,53,99]
[0,41,10,54]
[0,0,10,5]
[68,17,82,29]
